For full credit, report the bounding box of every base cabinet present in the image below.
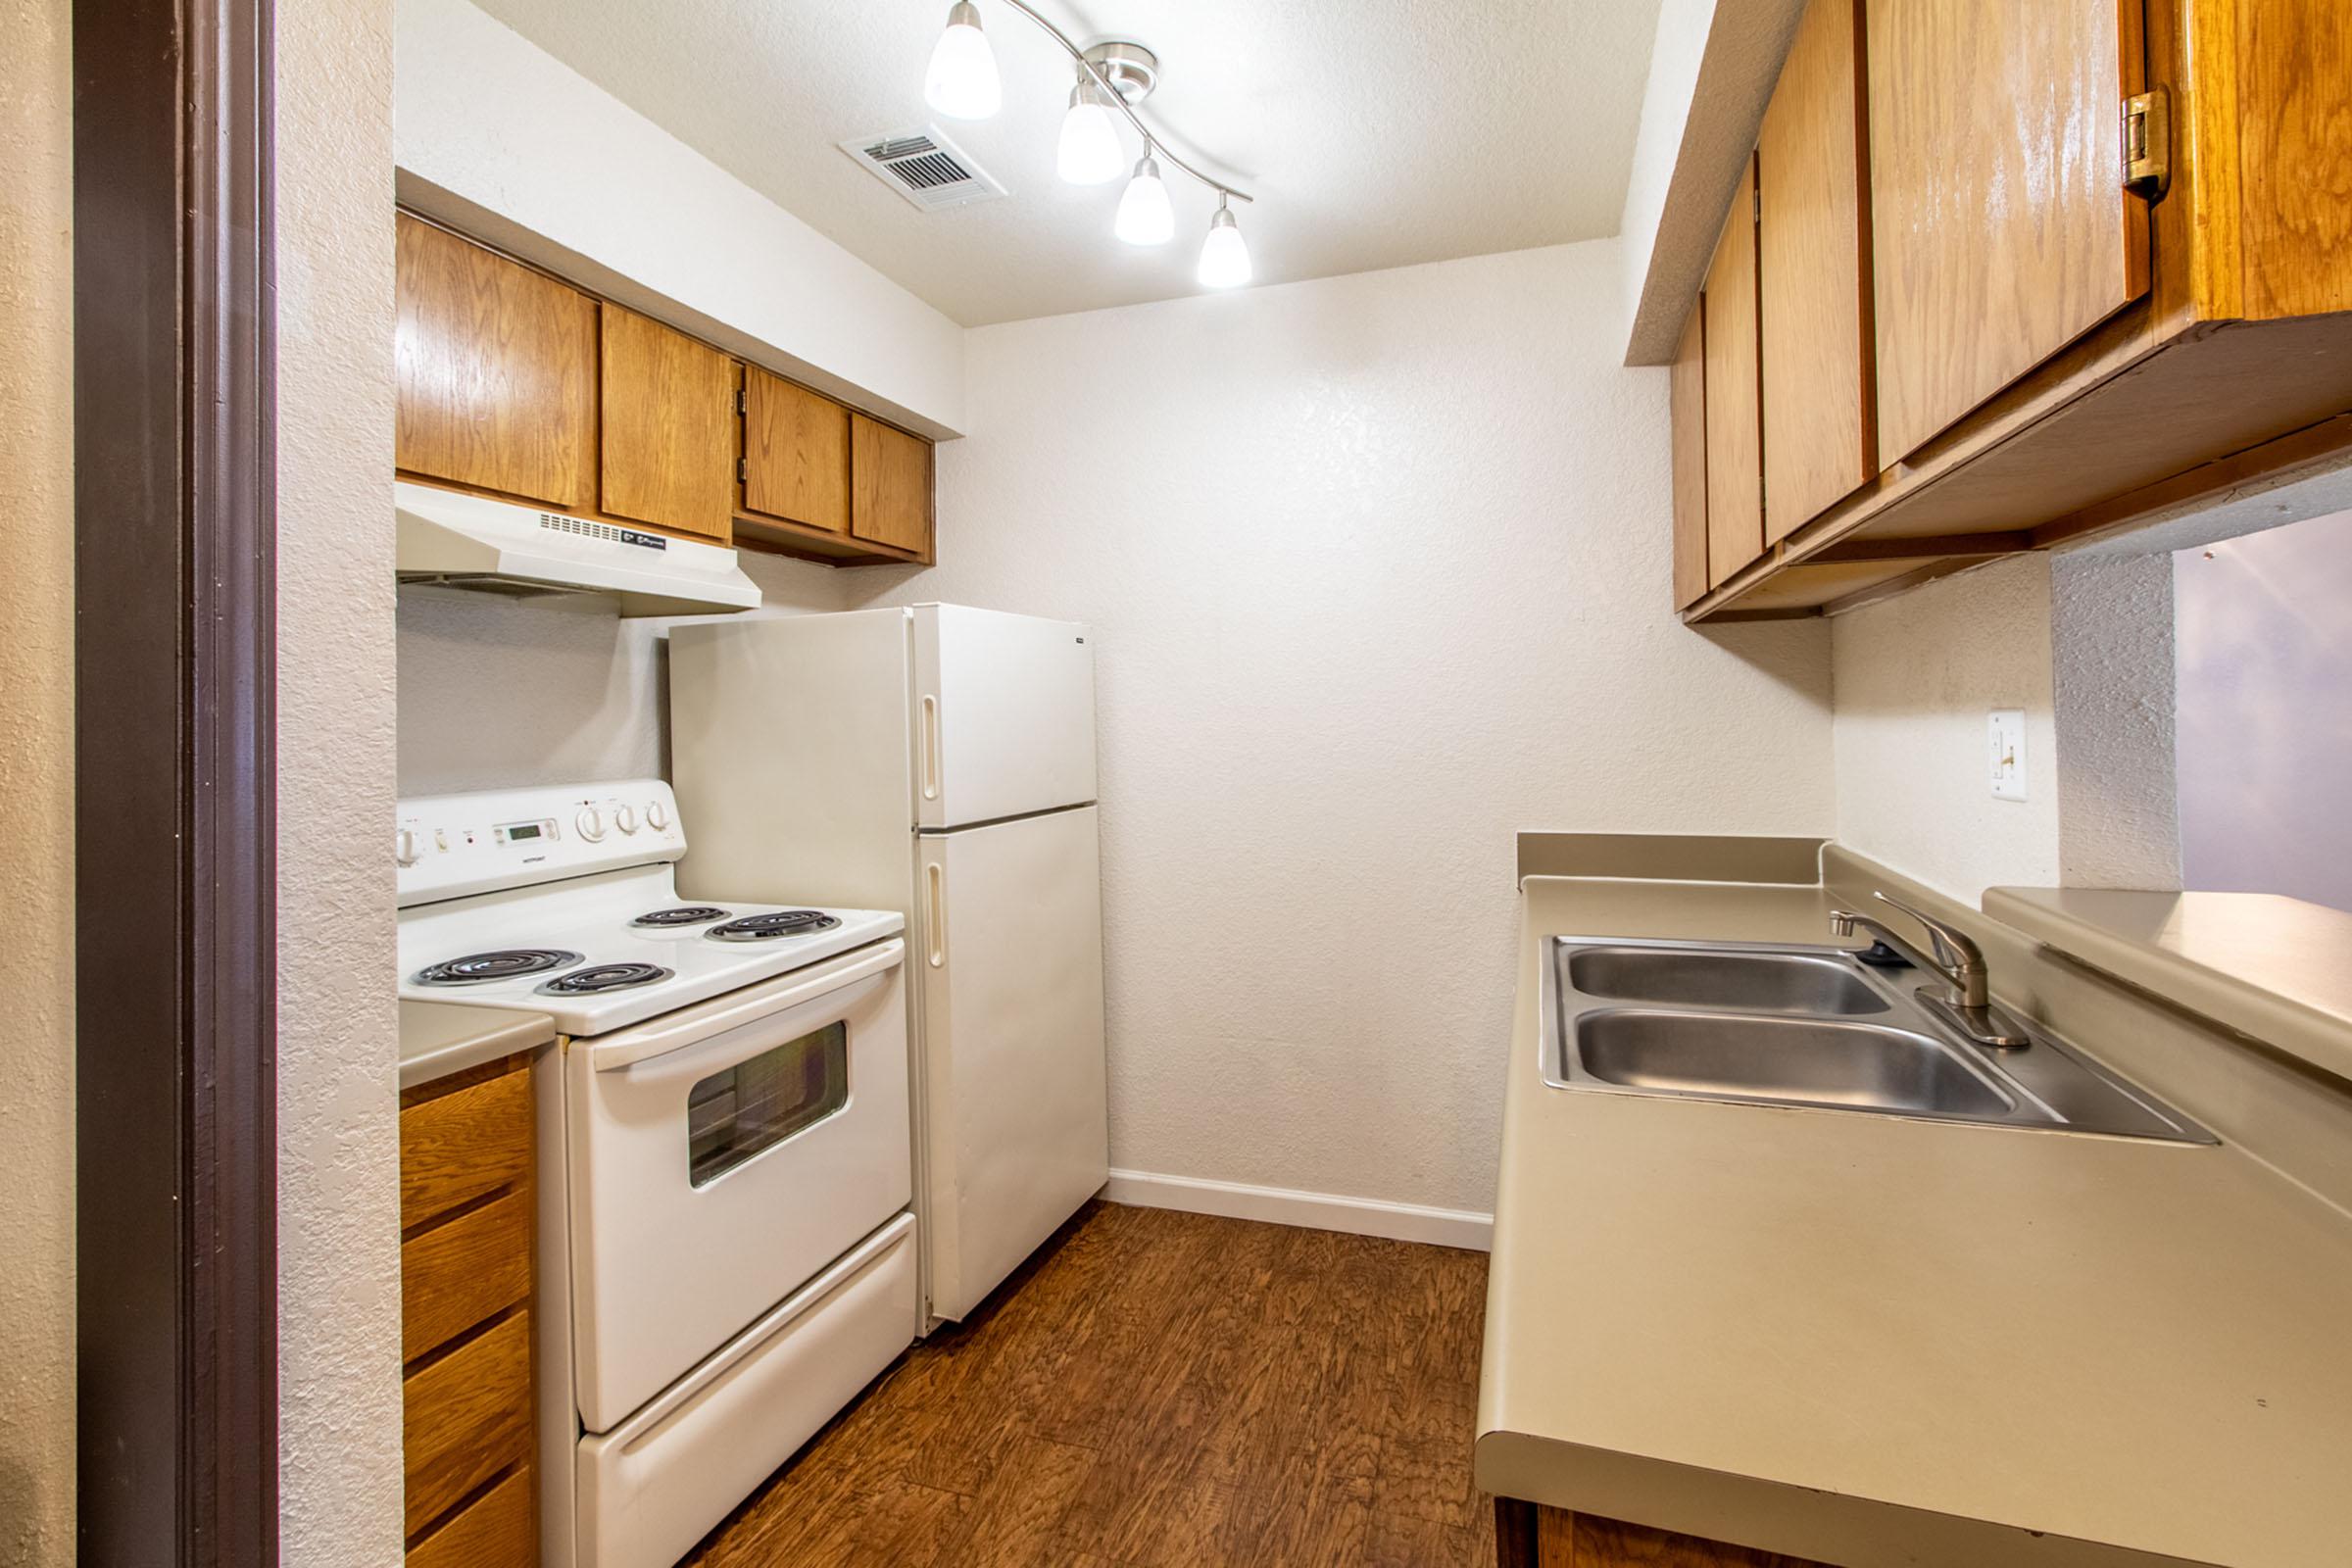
[401,1054,538,1567]
[1496,1498,1834,1567]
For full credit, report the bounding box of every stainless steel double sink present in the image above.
[1544,937,2212,1141]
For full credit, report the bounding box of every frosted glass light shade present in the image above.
[1114,157,1174,245]
[1056,83,1125,184]
[924,3,1000,120]
[1197,205,1251,287]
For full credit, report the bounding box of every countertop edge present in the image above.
[1471,1433,2219,1568]
[1984,886,2352,1088]
[398,1000,556,1092]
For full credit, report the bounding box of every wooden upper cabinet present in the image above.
[394,214,598,512]
[851,414,933,558]
[1670,305,1710,610]
[1701,156,1764,589]
[600,306,736,542]
[1867,0,2148,462]
[1759,0,1876,540]
[741,367,852,534]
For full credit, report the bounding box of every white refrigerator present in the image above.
[667,605,1108,1324]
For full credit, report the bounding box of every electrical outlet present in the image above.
[1988,709,2027,801]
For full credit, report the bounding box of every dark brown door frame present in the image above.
[74,0,279,1562]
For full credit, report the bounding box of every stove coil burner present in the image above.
[630,906,733,928]
[707,909,842,943]
[414,949,584,986]
[536,962,673,996]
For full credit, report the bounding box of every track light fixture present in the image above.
[919,0,1256,290]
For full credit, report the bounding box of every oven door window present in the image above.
[685,1022,850,1187]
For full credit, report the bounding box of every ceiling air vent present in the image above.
[839,125,1006,213]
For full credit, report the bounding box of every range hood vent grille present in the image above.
[840,125,1006,212]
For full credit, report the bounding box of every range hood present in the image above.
[395,480,760,617]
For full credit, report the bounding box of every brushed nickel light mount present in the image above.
[921,1,1256,287]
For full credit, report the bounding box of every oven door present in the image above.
[566,938,909,1433]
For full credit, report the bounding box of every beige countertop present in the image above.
[399,1000,556,1091]
[1476,874,2352,1568]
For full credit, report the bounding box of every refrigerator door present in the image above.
[912,604,1097,830]
[918,806,1108,1320]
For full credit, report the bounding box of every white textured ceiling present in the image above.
[463,0,1665,326]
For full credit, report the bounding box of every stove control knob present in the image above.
[646,798,670,832]
[575,806,606,843]
[396,827,420,867]
[614,803,639,835]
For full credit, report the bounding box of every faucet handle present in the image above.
[1872,891,1980,972]
[1827,908,1859,938]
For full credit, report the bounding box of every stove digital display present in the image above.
[497,821,547,845]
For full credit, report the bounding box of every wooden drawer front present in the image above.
[400,1064,531,1232]
[403,1188,531,1363]
[408,1463,535,1568]
[405,1309,533,1540]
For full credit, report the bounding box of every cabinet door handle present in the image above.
[919,693,941,803]
[925,861,948,968]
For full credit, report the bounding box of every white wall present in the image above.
[1831,556,2063,898]
[0,0,75,1556]
[276,0,407,1559]
[838,240,1836,1215]
[393,0,965,437]
[2176,511,2352,913]
[397,552,847,796]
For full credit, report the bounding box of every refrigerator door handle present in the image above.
[919,694,942,804]
[925,859,948,968]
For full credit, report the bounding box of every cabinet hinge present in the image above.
[737,458,747,484]
[736,387,747,416]
[2122,87,2171,202]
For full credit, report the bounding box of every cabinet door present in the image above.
[1702,156,1764,588]
[600,307,736,541]
[394,214,597,511]
[1760,0,1875,540]
[851,414,933,557]
[1670,305,1710,610]
[742,367,852,534]
[1868,0,2147,461]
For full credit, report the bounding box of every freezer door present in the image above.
[918,807,1108,1320]
[912,604,1097,829]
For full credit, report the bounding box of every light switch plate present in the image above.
[1988,709,2027,801]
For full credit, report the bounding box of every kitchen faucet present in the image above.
[1830,892,2032,1049]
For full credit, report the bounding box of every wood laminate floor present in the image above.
[685,1200,1497,1568]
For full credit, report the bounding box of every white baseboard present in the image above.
[1102,1168,1493,1252]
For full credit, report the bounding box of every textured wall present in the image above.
[2176,511,2352,913]
[396,552,847,796]
[1832,555,2063,898]
[835,240,1836,1214]
[276,0,407,1559]
[2052,552,2180,888]
[0,0,76,1557]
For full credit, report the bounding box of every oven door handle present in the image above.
[582,939,905,1073]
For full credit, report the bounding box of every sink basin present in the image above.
[1567,945,1887,1015]
[1543,936,2213,1141]
[1574,1008,2013,1116]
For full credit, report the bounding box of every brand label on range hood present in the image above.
[535,512,668,551]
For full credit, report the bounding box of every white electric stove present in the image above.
[396,778,902,1035]
[396,779,920,1568]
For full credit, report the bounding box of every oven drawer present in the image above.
[577,1212,916,1568]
